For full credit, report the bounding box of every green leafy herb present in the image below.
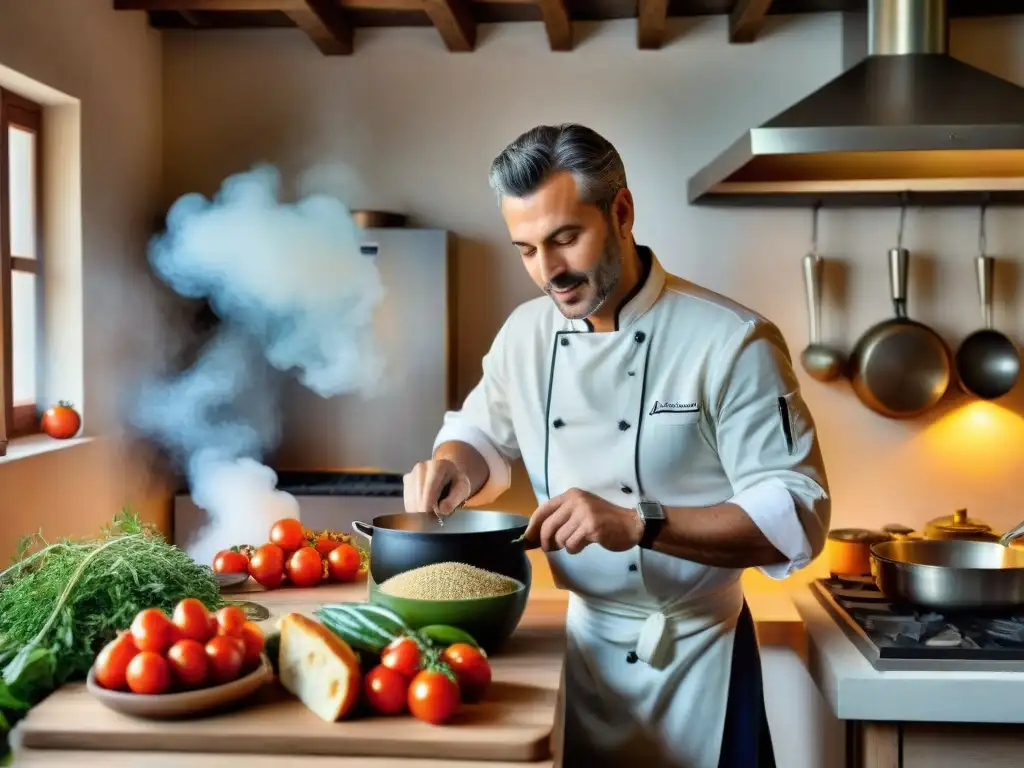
[0,508,224,754]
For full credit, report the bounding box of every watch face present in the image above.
[639,501,665,520]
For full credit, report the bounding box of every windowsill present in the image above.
[0,433,95,464]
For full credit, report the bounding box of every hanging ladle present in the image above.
[955,203,1021,400]
[799,204,844,382]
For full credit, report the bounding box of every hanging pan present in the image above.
[955,203,1021,400]
[847,204,952,419]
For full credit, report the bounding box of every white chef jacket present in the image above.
[433,246,830,768]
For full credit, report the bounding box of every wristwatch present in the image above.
[635,500,666,549]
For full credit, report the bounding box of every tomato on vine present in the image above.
[442,643,491,702]
[407,668,460,724]
[381,636,422,679]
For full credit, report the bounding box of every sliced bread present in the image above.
[278,612,362,722]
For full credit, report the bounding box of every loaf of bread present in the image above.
[278,612,362,722]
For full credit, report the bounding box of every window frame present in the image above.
[0,87,44,457]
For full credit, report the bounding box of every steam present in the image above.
[132,164,384,564]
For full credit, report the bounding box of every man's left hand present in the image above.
[524,489,643,554]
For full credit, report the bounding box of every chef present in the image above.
[403,123,830,768]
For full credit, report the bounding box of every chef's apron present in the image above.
[541,310,776,768]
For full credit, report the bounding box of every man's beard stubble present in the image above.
[546,234,622,321]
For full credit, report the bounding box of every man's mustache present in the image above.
[546,273,587,292]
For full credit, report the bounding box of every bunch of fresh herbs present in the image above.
[0,508,224,756]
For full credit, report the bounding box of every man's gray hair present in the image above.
[488,124,627,212]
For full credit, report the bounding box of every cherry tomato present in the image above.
[166,639,208,689]
[248,543,285,589]
[213,605,246,638]
[364,664,408,715]
[326,543,361,582]
[126,651,172,695]
[407,669,460,725]
[172,598,213,643]
[314,536,340,557]
[213,549,249,574]
[94,631,138,691]
[441,643,491,703]
[40,401,80,440]
[205,635,245,684]
[380,637,421,679]
[239,621,265,669]
[285,546,322,588]
[269,518,306,553]
[130,608,175,653]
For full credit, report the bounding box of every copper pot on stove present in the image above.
[922,508,999,542]
[825,528,892,577]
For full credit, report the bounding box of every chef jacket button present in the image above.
[552,418,565,429]
[618,420,630,431]
[634,331,646,344]
[626,650,638,664]
[629,564,638,572]
[621,485,632,494]
[627,371,635,377]
[560,337,569,347]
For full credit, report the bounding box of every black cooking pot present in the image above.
[351,511,533,589]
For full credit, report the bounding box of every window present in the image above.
[0,89,43,456]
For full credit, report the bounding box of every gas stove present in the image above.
[812,576,1024,672]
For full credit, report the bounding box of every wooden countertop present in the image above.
[13,578,806,767]
[13,579,566,768]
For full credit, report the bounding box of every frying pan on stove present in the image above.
[847,247,952,419]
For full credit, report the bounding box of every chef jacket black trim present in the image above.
[542,332,564,500]
[633,336,653,500]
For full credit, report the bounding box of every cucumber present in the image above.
[314,608,389,654]
[263,630,281,674]
[351,603,411,634]
[416,625,481,650]
[325,604,399,645]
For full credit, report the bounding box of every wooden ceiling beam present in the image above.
[536,0,572,51]
[115,0,307,10]
[179,10,205,26]
[286,0,354,55]
[637,0,667,50]
[423,0,476,52]
[729,0,772,43]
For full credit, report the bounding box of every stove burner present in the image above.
[812,577,1024,671]
[274,470,404,497]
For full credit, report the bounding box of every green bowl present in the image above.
[367,572,529,653]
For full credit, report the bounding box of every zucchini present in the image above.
[323,604,398,645]
[263,630,281,674]
[350,603,411,634]
[416,625,481,650]
[314,608,388,654]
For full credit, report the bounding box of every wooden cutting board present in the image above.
[14,583,567,763]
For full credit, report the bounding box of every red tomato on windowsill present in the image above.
[41,401,81,439]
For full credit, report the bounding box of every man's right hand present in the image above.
[403,459,472,517]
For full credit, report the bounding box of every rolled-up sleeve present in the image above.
[432,318,520,507]
[709,320,831,579]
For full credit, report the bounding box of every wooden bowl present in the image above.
[86,653,272,719]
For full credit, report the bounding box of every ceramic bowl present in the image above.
[215,572,250,589]
[367,573,529,652]
[86,653,272,719]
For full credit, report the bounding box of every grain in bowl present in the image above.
[379,562,520,601]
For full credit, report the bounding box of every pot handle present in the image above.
[352,521,373,540]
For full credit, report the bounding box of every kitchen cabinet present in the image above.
[850,722,1024,768]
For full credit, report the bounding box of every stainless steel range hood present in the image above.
[687,0,1024,207]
